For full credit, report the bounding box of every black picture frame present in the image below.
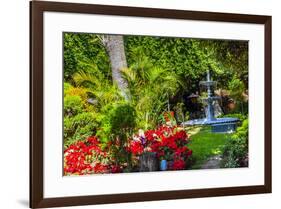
[30,1,272,208]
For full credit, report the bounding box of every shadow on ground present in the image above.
[17,199,29,207]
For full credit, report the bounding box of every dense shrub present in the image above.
[63,33,110,81]
[97,103,136,141]
[64,112,98,147]
[64,95,83,116]
[95,103,137,166]
[221,118,248,168]
[64,83,99,147]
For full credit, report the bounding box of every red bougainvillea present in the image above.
[64,125,192,175]
[127,140,144,155]
[64,136,122,175]
[127,125,192,170]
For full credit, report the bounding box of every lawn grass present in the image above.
[187,126,233,169]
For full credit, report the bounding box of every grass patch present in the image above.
[187,126,232,169]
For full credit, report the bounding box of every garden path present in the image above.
[201,155,222,169]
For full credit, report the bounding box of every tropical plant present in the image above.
[73,70,124,111]
[121,49,184,129]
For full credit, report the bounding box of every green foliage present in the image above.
[173,102,186,123]
[96,103,137,167]
[106,103,136,131]
[124,37,248,93]
[63,33,110,81]
[73,70,124,110]
[63,82,99,147]
[221,119,248,168]
[228,77,245,100]
[64,112,98,147]
[122,49,183,129]
[227,77,248,114]
[64,95,83,116]
[232,119,248,142]
[64,82,72,92]
[97,103,136,142]
[199,40,248,88]
[125,37,215,92]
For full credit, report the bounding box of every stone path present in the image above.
[201,155,222,169]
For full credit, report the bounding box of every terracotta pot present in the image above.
[228,102,236,110]
[163,111,175,122]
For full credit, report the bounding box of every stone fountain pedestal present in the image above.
[183,70,239,133]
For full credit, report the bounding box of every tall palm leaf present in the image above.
[73,71,123,109]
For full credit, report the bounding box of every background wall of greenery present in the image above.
[63,33,248,148]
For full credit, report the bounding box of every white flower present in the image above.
[138,129,145,138]
[133,135,140,141]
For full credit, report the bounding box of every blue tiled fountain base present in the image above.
[183,117,239,133]
[211,122,237,133]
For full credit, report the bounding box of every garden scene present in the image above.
[63,33,249,175]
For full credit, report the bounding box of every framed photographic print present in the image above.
[30,0,272,208]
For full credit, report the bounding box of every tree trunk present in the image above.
[102,35,129,99]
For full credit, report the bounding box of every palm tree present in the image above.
[99,35,129,99]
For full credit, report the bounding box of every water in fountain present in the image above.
[182,70,239,133]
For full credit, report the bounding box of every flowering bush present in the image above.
[127,125,192,170]
[64,136,123,175]
[64,125,192,175]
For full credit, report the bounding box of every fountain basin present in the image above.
[182,117,239,133]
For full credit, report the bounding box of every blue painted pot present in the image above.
[160,159,168,171]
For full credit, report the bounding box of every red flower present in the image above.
[172,159,185,170]
[187,149,193,156]
[175,146,187,156]
[145,130,157,141]
[93,163,108,173]
[174,130,188,141]
[64,136,111,175]
[111,165,122,173]
[87,136,99,145]
[128,140,144,155]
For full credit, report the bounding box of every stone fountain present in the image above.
[183,70,239,133]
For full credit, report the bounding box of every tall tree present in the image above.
[101,35,129,99]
